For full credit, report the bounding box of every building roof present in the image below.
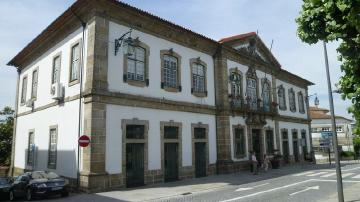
[309,106,353,122]
[6,0,314,87]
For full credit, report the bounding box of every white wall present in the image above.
[278,121,310,155]
[15,100,80,178]
[17,27,88,114]
[108,21,215,106]
[276,79,308,119]
[105,104,217,174]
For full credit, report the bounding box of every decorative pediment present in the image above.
[245,114,267,126]
[219,32,281,69]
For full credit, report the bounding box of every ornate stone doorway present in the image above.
[251,129,263,162]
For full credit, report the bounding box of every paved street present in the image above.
[13,162,360,202]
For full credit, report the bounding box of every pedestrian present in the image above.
[262,154,270,172]
[252,151,258,175]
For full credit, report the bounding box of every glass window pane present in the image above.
[126,125,145,139]
[164,126,178,139]
[194,128,206,139]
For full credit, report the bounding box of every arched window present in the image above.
[229,70,242,107]
[298,92,305,113]
[191,58,207,97]
[278,85,286,110]
[262,80,271,112]
[160,49,182,92]
[246,67,258,110]
[288,88,296,112]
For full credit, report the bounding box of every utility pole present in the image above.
[323,41,344,202]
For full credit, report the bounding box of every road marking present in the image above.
[293,171,315,176]
[342,173,355,178]
[352,174,360,179]
[289,185,319,196]
[220,179,314,202]
[313,179,360,183]
[307,172,328,176]
[235,183,269,192]
[320,173,336,178]
[342,166,360,172]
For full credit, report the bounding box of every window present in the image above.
[266,130,274,154]
[69,43,80,83]
[194,128,206,139]
[163,55,178,88]
[282,130,288,140]
[127,45,146,82]
[247,77,257,110]
[191,62,206,94]
[298,92,305,113]
[52,55,61,84]
[288,88,296,112]
[229,70,243,108]
[322,127,330,132]
[234,127,246,158]
[48,127,57,169]
[336,127,343,132]
[27,131,35,166]
[31,69,38,99]
[278,85,286,110]
[126,125,145,139]
[311,128,319,133]
[164,126,178,139]
[246,67,258,110]
[161,50,181,91]
[262,80,271,112]
[21,76,28,104]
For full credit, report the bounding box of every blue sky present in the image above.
[0,0,352,119]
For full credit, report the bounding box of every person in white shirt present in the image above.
[251,152,258,175]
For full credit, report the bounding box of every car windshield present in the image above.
[0,178,8,185]
[31,171,59,179]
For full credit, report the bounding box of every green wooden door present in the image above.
[283,140,289,163]
[195,142,206,178]
[164,143,179,182]
[293,141,299,162]
[126,143,144,187]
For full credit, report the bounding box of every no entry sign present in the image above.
[78,135,90,147]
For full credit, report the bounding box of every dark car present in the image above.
[9,171,69,201]
[0,178,11,201]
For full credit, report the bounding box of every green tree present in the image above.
[0,107,14,166]
[296,0,360,131]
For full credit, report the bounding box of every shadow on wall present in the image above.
[23,148,77,179]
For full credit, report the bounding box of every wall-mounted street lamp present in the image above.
[114,28,135,56]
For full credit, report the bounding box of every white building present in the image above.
[310,106,354,153]
[8,0,313,191]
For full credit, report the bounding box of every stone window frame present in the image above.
[261,78,272,111]
[229,67,243,103]
[51,52,62,86]
[160,121,182,180]
[47,125,58,170]
[264,128,275,155]
[288,88,296,113]
[246,66,259,110]
[31,67,39,101]
[277,85,287,111]
[68,39,82,87]
[280,128,289,155]
[26,129,35,168]
[297,91,305,114]
[191,123,209,176]
[123,39,150,87]
[20,74,28,106]
[190,58,207,97]
[160,49,182,92]
[121,118,149,184]
[232,124,247,159]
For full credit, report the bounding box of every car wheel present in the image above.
[61,190,69,197]
[26,188,32,201]
[9,190,15,201]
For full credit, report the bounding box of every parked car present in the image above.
[9,171,69,201]
[0,177,11,201]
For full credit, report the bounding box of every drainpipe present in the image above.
[71,8,86,190]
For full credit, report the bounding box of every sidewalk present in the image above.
[320,182,360,202]
[90,164,335,202]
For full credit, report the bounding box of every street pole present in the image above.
[323,41,344,202]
